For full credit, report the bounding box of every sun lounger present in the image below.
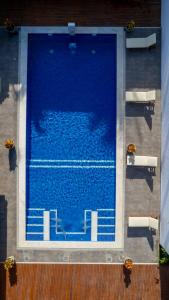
[128,217,159,230]
[127,155,158,168]
[126,33,156,49]
[126,90,156,103]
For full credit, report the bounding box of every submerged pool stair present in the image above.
[26,208,44,240]
[97,209,115,241]
[26,208,115,242]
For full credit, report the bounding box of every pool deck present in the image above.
[1,264,169,300]
[0,27,160,263]
[0,0,160,27]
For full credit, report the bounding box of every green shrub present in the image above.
[159,245,169,265]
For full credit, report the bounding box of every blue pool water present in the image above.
[26,33,117,242]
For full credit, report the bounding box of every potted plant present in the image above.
[4,139,15,150]
[159,245,169,265]
[4,256,15,271]
[127,143,136,154]
[126,20,135,32]
[4,18,15,34]
[124,258,133,270]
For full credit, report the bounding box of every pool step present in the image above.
[26,208,115,242]
[50,210,92,241]
[97,209,115,241]
[26,209,44,240]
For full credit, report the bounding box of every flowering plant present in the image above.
[126,20,135,32]
[4,139,15,149]
[4,256,15,271]
[4,18,15,32]
[124,258,133,270]
[127,144,136,154]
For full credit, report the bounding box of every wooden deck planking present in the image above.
[0,0,160,26]
[0,264,169,300]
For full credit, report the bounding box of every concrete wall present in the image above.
[161,0,169,253]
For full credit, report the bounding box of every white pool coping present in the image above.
[17,26,125,249]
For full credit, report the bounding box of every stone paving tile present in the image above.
[0,27,161,263]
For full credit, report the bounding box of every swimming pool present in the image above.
[18,27,124,249]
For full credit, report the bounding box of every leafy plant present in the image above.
[4,256,15,271]
[126,20,135,32]
[4,18,15,33]
[159,245,169,265]
[4,139,15,149]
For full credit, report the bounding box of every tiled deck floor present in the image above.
[0,27,161,263]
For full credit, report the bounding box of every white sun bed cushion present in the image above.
[128,217,159,230]
[126,33,156,48]
[127,155,158,167]
[126,90,156,103]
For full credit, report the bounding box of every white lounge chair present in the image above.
[126,90,156,103]
[126,33,156,49]
[127,155,158,168]
[128,217,159,230]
